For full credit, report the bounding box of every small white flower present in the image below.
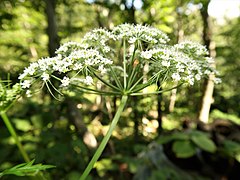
[18,72,27,80]
[186,75,194,85]
[85,59,94,66]
[84,76,93,85]
[189,79,194,85]
[204,70,211,75]
[141,51,152,59]
[176,63,185,72]
[101,57,112,65]
[162,60,170,67]
[55,41,82,54]
[18,63,38,80]
[26,90,32,97]
[214,77,222,84]
[172,73,181,81]
[20,80,32,89]
[206,57,215,63]
[98,65,107,74]
[57,46,68,53]
[41,72,50,81]
[73,62,83,70]
[128,45,135,54]
[38,58,49,71]
[61,77,70,87]
[195,74,201,81]
[129,37,137,44]
[26,63,38,75]
[103,46,110,52]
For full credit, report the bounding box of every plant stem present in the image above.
[1,112,47,180]
[123,39,127,89]
[79,95,128,180]
[0,111,31,163]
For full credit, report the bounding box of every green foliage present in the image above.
[0,160,55,178]
[211,109,240,125]
[134,143,210,180]
[172,140,196,158]
[148,167,185,180]
[158,130,217,158]
[157,132,189,144]
[213,18,240,117]
[139,0,177,33]
[0,0,47,76]
[191,134,216,153]
[94,158,118,177]
[220,140,240,162]
[0,81,21,112]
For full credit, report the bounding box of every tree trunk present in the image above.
[198,1,216,123]
[44,1,97,148]
[45,0,59,57]
[95,4,104,28]
[126,0,136,24]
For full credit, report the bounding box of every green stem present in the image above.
[130,83,183,96]
[79,95,128,180]
[1,111,46,180]
[72,84,121,96]
[123,39,127,89]
[127,66,139,89]
[90,69,120,92]
[108,65,124,90]
[0,111,30,163]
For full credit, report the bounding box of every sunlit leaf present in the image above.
[191,135,216,153]
[172,140,196,158]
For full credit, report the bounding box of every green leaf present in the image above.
[157,132,189,144]
[191,135,216,153]
[13,118,32,132]
[222,140,240,154]
[189,130,208,137]
[0,160,55,178]
[94,159,118,177]
[172,140,196,158]
[157,135,174,144]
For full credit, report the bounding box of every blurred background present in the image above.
[0,0,240,179]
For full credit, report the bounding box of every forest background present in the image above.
[0,0,240,179]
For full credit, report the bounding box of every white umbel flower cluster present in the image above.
[112,24,170,44]
[141,42,216,85]
[18,24,218,95]
[18,46,113,89]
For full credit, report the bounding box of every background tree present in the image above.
[198,0,216,123]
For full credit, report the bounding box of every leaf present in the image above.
[157,132,189,144]
[13,118,32,132]
[171,132,189,140]
[157,135,174,144]
[189,130,208,137]
[191,135,216,153]
[0,160,55,178]
[172,140,196,158]
[222,140,240,155]
[94,159,118,177]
